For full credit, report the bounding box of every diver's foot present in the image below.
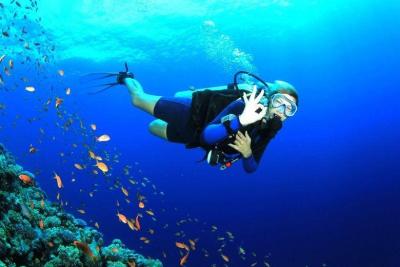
[125,78,144,97]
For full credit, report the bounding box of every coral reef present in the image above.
[0,144,162,267]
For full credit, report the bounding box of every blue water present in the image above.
[1,0,400,266]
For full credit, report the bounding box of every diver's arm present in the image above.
[242,155,258,173]
[200,100,244,145]
[174,83,253,98]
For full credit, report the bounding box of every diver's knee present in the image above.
[148,119,168,139]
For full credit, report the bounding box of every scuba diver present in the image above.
[91,64,298,173]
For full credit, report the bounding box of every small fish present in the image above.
[39,219,44,229]
[127,219,135,231]
[179,252,189,266]
[77,209,86,214]
[90,124,96,130]
[145,210,154,216]
[96,134,110,142]
[221,254,230,262]
[40,199,45,208]
[95,222,100,229]
[95,161,108,173]
[25,86,35,92]
[4,67,10,76]
[111,247,118,253]
[0,55,5,63]
[138,201,145,209]
[117,212,128,224]
[8,59,13,69]
[134,215,141,230]
[121,186,129,197]
[2,31,9,37]
[29,144,37,153]
[18,173,33,184]
[189,239,196,249]
[127,260,136,267]
[65,87,71,95]
[175,242,190,251]
[74,163,84,170]
[88,150,96,159]
[55,97,63,108]
[73,240,94,258]
[58,69,64,76]
[53,172,63,188]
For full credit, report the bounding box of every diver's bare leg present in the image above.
[124,78,161,116]
[148,119,168,140]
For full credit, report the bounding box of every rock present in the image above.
[0,144,163,267]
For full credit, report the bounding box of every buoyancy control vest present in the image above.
[185,86,283,164]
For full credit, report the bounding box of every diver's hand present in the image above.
[117,71,134,84]
[238,85,267,126]
[228,131,252,158]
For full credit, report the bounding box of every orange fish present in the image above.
[138,201,145,209]
[134,215,141,231]
[55,97,63,108]
[58,69,64,76]
[29,144,37,153]
[117,212,128,224]
[176,242,190,251]
[73,240,95,258]
[54,172,63,188]
[39,219,44,229]
[40,199,45,209]
[221,254,229,262]
[96,134,110,142]
[18,174,32,185]
[127,260,136,267]
[111,247,119,253]
[48,241,54,247]
[179,252,189,266]
[95,161,108,173]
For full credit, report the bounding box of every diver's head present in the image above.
[264,80,299,122]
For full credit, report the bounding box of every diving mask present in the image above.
[269,93,297,117]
